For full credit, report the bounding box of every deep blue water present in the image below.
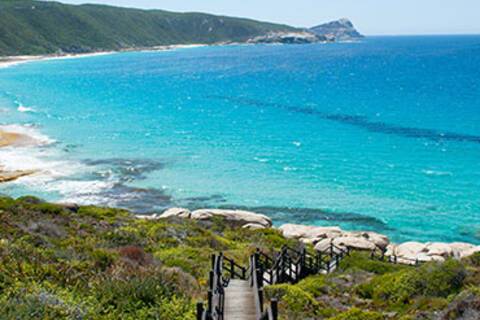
[1,36,479,243]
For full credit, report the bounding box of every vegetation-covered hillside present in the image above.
[0,196,479,319]
[0,0,296,56]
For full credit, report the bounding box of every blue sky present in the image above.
[57,0,480,35]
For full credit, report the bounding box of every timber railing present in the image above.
[250,253,278,320]
[197,242,351,320]
[258,242,351,286]
[197,254,228,320]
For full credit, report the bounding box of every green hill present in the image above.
[0,0,296,56]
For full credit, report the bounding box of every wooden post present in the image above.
[211,254,216,270]
[196,302,204,320]
[258,288,264,313]
[317,251,322,271]
[209,271,214,289]
[254,251,260,269]
[207,290,213,313]
[271,299,278,320]
[257,268,263,287]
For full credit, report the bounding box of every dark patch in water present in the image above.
[209,95,480,145]
[179,194,228,207]
[85,158,165,182]
[186,203,391,232]
[77,158,172,213]
[102,183,172,214]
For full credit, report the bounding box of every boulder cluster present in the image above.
[279,223,480,265]
[138,208,272,230]
[139,209,480,265]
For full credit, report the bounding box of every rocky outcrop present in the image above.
[279,223,480,265]
[143,207,272,229]
[279,224,342,243]
[248,31,330,45]
[389,242,480,265]
[160,207,192,219]
[310,18,363,41]
[279,223,389,252]
[190,209,272,229]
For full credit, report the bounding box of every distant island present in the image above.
[0,0,363,57]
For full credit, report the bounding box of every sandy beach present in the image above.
[0,52,116,69]
[0,44,207,69]
[0,129,37,182]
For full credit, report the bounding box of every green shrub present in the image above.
[357,269,423,304]
[420,259,466,297]
[265,284,327,319]
[296,274,328,296]
[78,206,128,219]
[91,248,118,270]
[358,259,467,306]
[155,246,212,279]
[340,251,407,274]
[328,307,384,320]
[463,252,480,267]
[94,275,171,313]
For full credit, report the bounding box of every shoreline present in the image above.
[145,208,480,264]
[0,128,42,183]
[0,44,209,69]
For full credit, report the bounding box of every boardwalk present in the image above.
[197,244,350,320]
[224,279,256,320]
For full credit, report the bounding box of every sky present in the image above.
[56,0,480,35]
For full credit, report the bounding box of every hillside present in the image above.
[311,18,364,41]
[0,196,479,319]
[0,0,296,56]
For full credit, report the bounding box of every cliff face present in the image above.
[310,18,364,41]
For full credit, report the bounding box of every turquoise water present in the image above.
[1,36,479,243]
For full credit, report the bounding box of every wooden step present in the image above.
[224,279,257,320]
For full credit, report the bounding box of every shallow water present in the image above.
[1,36,479,243]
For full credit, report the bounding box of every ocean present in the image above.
[1,36,479,243]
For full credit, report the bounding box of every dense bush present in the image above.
[265,283,331,319]
[0,196,301,319]
[339,251,407,274]
[328,308,384,320]
[357,259,466,307]
[0,196,479,319]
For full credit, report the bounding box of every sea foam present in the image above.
[17,105,36,113]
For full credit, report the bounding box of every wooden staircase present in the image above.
[197,242,350,320]
[224,279,257,320]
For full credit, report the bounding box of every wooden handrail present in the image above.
[223,256,247,280]
[250,252,278,320]
[198,254,228,320]
[198,244,351,320]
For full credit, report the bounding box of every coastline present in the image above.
[146,208,480,264]
[0,128,41,182]
[1,39,479,253]
[0,44,208,69]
